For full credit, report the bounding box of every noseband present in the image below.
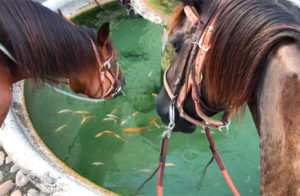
[90,39,122,99]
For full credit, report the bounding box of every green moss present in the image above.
[71,2,127,28]
[147,0,179,16]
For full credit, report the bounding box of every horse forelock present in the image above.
[0,0,98,85]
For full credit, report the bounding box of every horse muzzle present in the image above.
[156,87,197,133]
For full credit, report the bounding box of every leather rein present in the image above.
[137,1,240,195]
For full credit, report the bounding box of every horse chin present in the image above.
[156,87,197,134]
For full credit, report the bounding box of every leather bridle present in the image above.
[138,1,240,196]
[90,39,122,100]
[163,0,233,130]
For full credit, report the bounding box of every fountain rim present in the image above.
[0,80,119,195]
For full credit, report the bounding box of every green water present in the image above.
[24,3,260,196]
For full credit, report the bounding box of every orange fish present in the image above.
[95,131,125,142]
[123,127,148,133]
[149,117,161,129]
[132,112,139,117]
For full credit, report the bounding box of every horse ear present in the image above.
[97,23,110,48]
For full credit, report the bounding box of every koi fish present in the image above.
[106,114,120,120]
[120,118,129,126]
[92,162,105,166]
[54,124,68,133]
[132,112,139,117]
[149,117,161,129]
[123,127,148,133]
[110,107,119,115]
[95,131,125,142]
[74,111,90,115]
[165,163,176,167]
[138,169,152,173]
[148,71,153,77]
[151,93,158,97]
[102,118,117,124]
[80,116,95,125]
[58,109,74,114]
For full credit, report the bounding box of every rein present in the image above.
[138,1,240,195]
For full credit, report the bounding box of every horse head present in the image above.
[67,23,125,100]
[156,3,223,133]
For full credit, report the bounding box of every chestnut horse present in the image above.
[0,0,125,126]
[156,0,300,195]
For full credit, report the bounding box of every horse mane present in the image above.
[0,0,98,84]
[204,0,300,110]
[171,0,300,111]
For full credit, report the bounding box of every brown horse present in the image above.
[156,0,300,194]
[0,0,125,126]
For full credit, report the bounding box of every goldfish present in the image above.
[92,162,105,166]
[149,117,161,129]
[151,93,158,97]
[102,118,117,124]
[58,109,74,114]
[120,118,129,126]
[106,114,120,120]
[123,127,148,133]
[110,107,119,115]
[138,169,152,173]
[132,112,139,117]
[54,124,68,133]
[74,110,90,115]
[165,163,176,167]
[95,131,125,142]
[80,116,95,125]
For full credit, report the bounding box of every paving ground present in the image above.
[0,146,48,196]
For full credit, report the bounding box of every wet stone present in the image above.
[0,180,14,195]
[10,164,19,173]
[11,189,22,196]
[27,188,39,196]
[16,170,29,187]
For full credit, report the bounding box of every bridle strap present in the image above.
[205,127,240,196]
[90,39,119,99]
[157,137,168,196]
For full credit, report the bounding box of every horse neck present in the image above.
[248,42,300,195]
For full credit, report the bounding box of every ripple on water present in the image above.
[179,146,202,163]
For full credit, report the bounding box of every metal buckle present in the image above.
[217,120,231,135]
[103,52,114,69]
[192,26,213,52]
[162,103,175,138]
